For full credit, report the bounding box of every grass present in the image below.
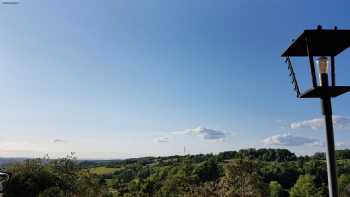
[89,166,120,175]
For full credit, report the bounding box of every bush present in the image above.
[5,155,110,197]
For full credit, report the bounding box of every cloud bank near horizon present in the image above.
[263,133,319,146]
[290,116,350,130]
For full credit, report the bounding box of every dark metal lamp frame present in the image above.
[282,25,350,197]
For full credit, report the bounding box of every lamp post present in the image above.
[318,55,338,196]
[282,26,350,197]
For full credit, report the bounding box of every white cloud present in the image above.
[263,133,319,146]
[290,116,350,130]
[336,142,347,149]
[154,136,169,143]
[174,127,229,140]
[53,139,66,143]
[304,141,348,149]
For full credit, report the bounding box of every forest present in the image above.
[2,148,350,197]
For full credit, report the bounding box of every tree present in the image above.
[259,161,299,190]
[192,159,220,182]
[338,174,350,197]
[290,174,320,197]
[38,187,65,197]
[337,150,350,160]
[269,181,284,197]
[159,175,185,197]
[220,158,267,197]
[5,159,58,197]
[184,181,221,197]
[217,151,237,161]
[303,160,327,187]
[5,156,110,197]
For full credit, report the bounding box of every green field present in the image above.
[89,166,120,175]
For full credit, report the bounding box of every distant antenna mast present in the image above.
[183,146,186,155]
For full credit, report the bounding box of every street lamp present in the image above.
[282,25,350,197]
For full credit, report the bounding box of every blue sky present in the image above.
[0,0,350,158]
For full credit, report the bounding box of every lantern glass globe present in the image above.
[317,56,329,74]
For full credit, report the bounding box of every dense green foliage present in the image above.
[4,155,111,197]
[2,148,350,196]
[269,181,284,197]
[289,175,321,197]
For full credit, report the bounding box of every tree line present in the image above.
[3,149,350,196]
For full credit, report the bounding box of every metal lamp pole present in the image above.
[320,69,338,197]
